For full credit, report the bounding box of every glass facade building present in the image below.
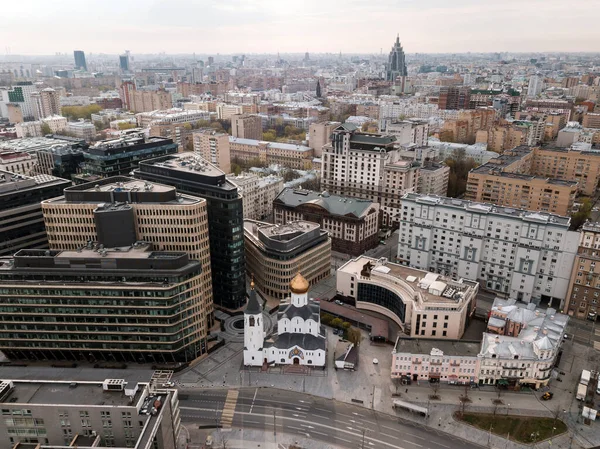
[134,153,247,309]
[357,283,406,323]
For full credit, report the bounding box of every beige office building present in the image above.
[308,121,340,157]
[231,114,263,140]
[337,256,479,339]
[244,220,331,299]
[193,130,231,173]
[229,137,313,170]
[41,177,214,335]
[32,88,61,120]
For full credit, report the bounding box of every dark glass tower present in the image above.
[134,153,246,310]
[73,50,87,71]
[386,35,408,81]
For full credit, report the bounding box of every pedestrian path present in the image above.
[220,389,239,428]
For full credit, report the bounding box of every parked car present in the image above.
[332,329,339,335]
[335,300,343,305]
[373,358,379,365]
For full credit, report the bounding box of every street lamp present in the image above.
[506,403,510,416]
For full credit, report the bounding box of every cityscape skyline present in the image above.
[3,0,600,55]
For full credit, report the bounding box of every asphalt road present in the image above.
[179,387,484,449]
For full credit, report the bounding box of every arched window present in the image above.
[281,358,285,363]
[307,360,313,364]
[249,316,255,326]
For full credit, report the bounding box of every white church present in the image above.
[244,273,327,367]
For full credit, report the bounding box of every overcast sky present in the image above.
[4,0,600,55]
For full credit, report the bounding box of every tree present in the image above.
[262,130,277,142]
[282,169,301,182]
[61,104,102,121]
[321,313,333,326]
[392,376,402,394]
[117,122,136,130]
[341,321,351,330]
[40,122,51,135]
[346,327,362,345]
[93,121,104,131]
[429,381,440,400]
[183,122,192,130]
[331,318,343,329]
[570,198,592,230]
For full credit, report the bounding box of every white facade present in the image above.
[217,103,243,120]
[397,193,578,307]
[41,115,68,134]
[382,119,429,147]
[60,96,91,107]
[527,74,544,98]
[427,139,497,165]
[244,274,327,367]
[15,121,43,138]
[67,121,96,141]
[229,173,284,221]
[136,108,211,127]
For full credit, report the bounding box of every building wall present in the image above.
[392,350,479,384]
[130,90,173,113]
[417,164,450,196]
[245,232,331,299]
[231,114,263,140]
[308,122,339,157]
[193,131,231,173]
[397,195,578,306]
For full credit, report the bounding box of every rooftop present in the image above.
[403,193,571,225]
[339,256,478,306]
[274,188,377,218]
[229,136,312,153]
[393,337,481,357]
[0,171,70,195]
[140,152,224,178]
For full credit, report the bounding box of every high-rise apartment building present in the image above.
[386,35,408,82]
[244,220,331,299]
[74,135,178,184]
[527,73,544,97]
[119,80,135,111]
[193,130,231,173]
[0,171,71,257]
[40,177,213,354]
[5,82,38,120]
[0,378,181,448]
[380,119,429,147]
[119,53,130,72]
[129,90,172,113]
[397,193,578,307]
[32,88,61,120]
[73,50,87,71]
[564,222,600,321]
[438,86,471,110]
[321,123,419,227]
[231,114,263,140]
[308,121,340,157]
[417,162,450,196]
[133,153,246,310]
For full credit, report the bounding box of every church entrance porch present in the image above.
[293,357,300,365]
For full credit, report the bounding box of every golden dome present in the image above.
[290,272,309,294]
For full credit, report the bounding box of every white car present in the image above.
[373,358,379,365]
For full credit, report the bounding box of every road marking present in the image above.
[181,406,408,449]
[406,432,426,440]
[403,440,423,447]
[315,407,330,412]
[220,390,238,429]
[311,414,330,420]
[431,442,451,448]
[313,430,328,436]
[249,388,258,414]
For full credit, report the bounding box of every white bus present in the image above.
[393,400,429,417]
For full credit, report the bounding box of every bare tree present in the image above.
[392,377,402,395]
[429,381,441,400]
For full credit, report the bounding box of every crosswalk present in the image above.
[220,389,239,428]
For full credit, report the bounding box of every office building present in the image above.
[66,121,96,141]
[244,273,327,367]
[308,121,340,158]
[397,193,578,306]
[0,171,70,257]
[273,188,380,256]
[129,90,172,113]
[438,86,471,110]
[337,256,479,339]
[229,137,314,170]
[244,220,331,299]
[582,112,600,129]
[5,82,37,120]
[133,153,246,310]
[227,172,284,221]
[391,299,568,389]
[74,135,177,183]
[564,222,600,321]
[0,243,207,363]
[41,177,213,346]
[119,53,130,72]
[321,123,419,227]
[231,114,263,140]
[193,130,231,173]
[119,80,135,111]
[417,162,450,196]
[73,50,88,71]
[136,108,211,128]
[41,115,68,134]
[6,103,23,123]
[0,377,180,448]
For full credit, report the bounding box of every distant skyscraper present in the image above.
[527,73,544,97]
[386,35,408,82]
[119,53,130,72]
[73,50,87,71]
